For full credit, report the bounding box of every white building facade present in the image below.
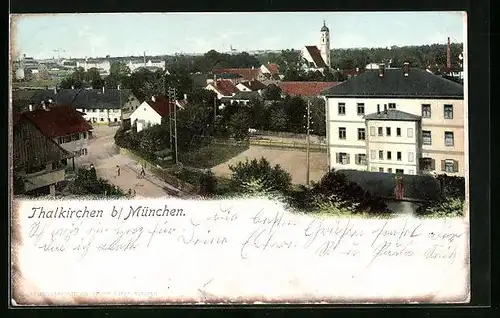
[323,66,465,176]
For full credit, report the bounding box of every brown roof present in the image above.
[266,63,279,75]
[144,96,186,117]
[212,80,240,96]
[13,115,74,170]
[305,46,327,68]
[214,68,260,81]
[278,81,342,97]
[23,104,93,138]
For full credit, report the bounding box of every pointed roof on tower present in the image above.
[321,20,329,32]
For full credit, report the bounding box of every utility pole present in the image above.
[213,74,217,123]
[165,74,173,153]
[168,87,179,164]
[306,100,311,186]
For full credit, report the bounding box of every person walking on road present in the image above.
[116,165,121,177]
[140,166,146,178]
[128,188,132,196]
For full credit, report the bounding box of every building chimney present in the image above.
[446,37,451,72]
[377,104,380,114]
[378,64,385,77]
[384,104,388,114]
[403,62,410,77]
[151,96,156,102]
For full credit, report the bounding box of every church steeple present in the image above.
[320,21,330,68]
[321,20,329,32]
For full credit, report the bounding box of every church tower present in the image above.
[319,20,331,68]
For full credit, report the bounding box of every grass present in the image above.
[179,142,250,169]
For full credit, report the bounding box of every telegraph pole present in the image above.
[306,100,311,186]
[165,74,173,153]
[213,74,217,123]
[168,87,179,164]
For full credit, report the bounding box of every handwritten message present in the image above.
[12,199,469,305]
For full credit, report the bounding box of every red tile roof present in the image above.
[305,46,327,68]
[266,63,279,75]
[278,82,342,97]
[214,68,260,81]
[145,96,173,118]
[212,80,240,96]
[22,104,93,138]
[241,80,267,91]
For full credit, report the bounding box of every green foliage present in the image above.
[228,108,251,141]
[170,167,218,196]
[416,197,465,218]
[262,84,282,100]
[228,157,292,195]
[70,168,125,197]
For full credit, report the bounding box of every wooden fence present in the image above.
[249,139,327,152]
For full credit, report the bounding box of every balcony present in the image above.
[20,168,66,192]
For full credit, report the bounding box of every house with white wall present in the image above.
[129,96,185,132]
[205,80,240,99]
[321,63,465,176]
[77,58,111,75]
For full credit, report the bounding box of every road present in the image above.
[77,125,175,198]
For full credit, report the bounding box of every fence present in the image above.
[118,147,197,195]
[253,130,326,141]
[249,139,327,152]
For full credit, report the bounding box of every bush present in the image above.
[416,197,465,218]
[69,168,125,197]
[228,157,292,195]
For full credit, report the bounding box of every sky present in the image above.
[10,12,466,60]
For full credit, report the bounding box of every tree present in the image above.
[228,108,250,141]
[309,97,326,136]
[198,170,218,196]
[70,168,125,197]
[262,84,282,100]
[268,105,288,131]
[229,157,292,194]
[110,61,131,78]
[248,98,268,130]
[282,96,307,133]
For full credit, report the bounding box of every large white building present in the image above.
[301,21,331,72]
[322,63,465,176]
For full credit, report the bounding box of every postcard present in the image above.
[9,11,469,305]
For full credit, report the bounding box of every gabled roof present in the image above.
[210,80,240,96]
[13,115,74,170]
[141,96,185,118]
[364,109,422,121]
[304,46,327,68]
[22,104,93,138]
[263,63,279,75]
[214,68,260,81]
[278,81,342,97]
[240,80,267,91]
[12,88,137,111]
[321,68,464,99]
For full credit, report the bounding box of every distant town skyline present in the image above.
[11,12,465,60]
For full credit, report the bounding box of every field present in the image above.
[211,145,329,185]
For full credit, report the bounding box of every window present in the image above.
[445,131,454,146]
[336,152,349,165]
[397,152,402,161]
[58,137,63,144]
[388,103,396,109]
[396,128,401,137]
[357,103,365,115]
[144,107,147,111]
[444,104,453,119]
[378,150,383,160]
[386,127,391,136]
[82,108,86,113]
[355,154,367,165]
[387,151,392,160]
[92,109,97,112]
[370,150,376,159]
[422,130,432,145]
[71,133,81,141]
[378,127,383,136]
[396,169,404,174]
[370,126,375,136]
[442,159,458,173]
[100,118,104,122]
[379,167,384,172]
[357,128,366,140]
[387,168,393,173]
[338,103,346,115]
[114,118,118,122]
[419,157,435,171]
[338,127,346,140]
[408,152,414,162]
[407,128,413,138]
[83,132,87,139]
[421,104,431,118]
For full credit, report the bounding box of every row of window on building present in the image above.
[82,108,121,113]
[337,102,454,119]
[371,166,408,174]
[88,117,119,123]
[335,152,460,173]
[338,127,455,146]
[57,132,88,144]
